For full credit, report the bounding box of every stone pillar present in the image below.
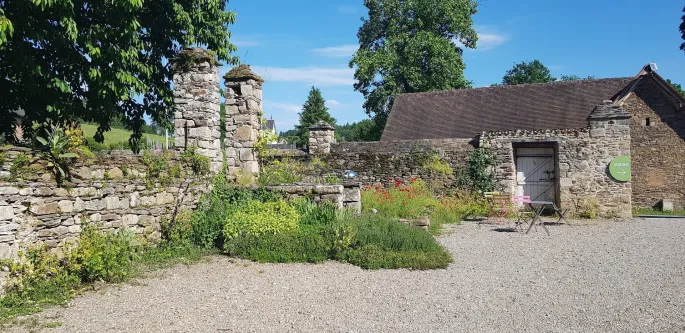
[223,65,264,178]
[308,121,335,155]
[586,100,633,217]
[172,48,222,173]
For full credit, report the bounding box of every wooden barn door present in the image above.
[516,147,556,203]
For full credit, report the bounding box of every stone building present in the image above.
[381,64,685,213]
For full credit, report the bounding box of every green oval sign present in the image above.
[609,156,631,182]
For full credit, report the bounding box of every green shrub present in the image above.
[226,229,330,263]
[181,147,210,175]
[342,245,453,270]
[258,158,305,185]
[293,198,337,228]
[421,154,454,176]
[65,224,142,283]
[337,215,452,270]
[9,152,33,180]
[222,199,300,245]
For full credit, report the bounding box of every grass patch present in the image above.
[81,124,170,148]
[633,208,685,216]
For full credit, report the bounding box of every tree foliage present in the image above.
[680,6,685,54]
[0,0,238,151]
[501,60,556,85]
[294,87,336,147]
[350,0,478,135]
[336,119,381,142]
[559,75,595,82]
[667,79,685,99]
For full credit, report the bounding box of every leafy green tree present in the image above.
[559,75,595,81]
[501,60,556,85]
[294,87,336,147]
[350,0,478,135]
[336,119,381,142]
[667,79,685,99]
[0,0,238,151]
[680,6,685,54]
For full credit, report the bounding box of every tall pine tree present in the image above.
[295,87,336,147]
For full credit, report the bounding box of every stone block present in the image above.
[58,200,74,213]
[156,192,175,205]
[84,199,104,211]
[239,148,255,162]
[123,214,139,226]
[102,214,119,221]
[35,187,54,196]
[0,206,14,220]
[30,203,60,215]
[90,213,102,222]
[104,196,120,210]
[53,188,69,197]
[19,188,33,196]
[343,201,362,214]
[0,187,19,195]
[108,167,124,180]
[74,198,85,212]
[662,199,674,212]
[130,192,140,208]
[343,187,361,202]
[234,126,257,142]
[240,84,253,96]
[559,178,573,187]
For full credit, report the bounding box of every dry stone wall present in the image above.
[265,183,362,213]
[0,147,210,260]
[267,138,475,190]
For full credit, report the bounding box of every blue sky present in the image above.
[223,0,685,132]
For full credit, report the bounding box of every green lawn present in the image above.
[81,124,172,148]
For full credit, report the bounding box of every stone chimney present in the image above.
[223,64,264,178]
[587,100,631,138]
[172,48,223,173]
[308,121,335,155]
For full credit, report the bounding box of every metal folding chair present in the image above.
[512,195,533,231]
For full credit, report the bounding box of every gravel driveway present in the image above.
[14,218,685,332]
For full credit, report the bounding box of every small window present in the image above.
[645,118,651,127]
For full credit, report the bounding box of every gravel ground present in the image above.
[13,218,685,332]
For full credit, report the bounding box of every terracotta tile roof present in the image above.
[381,78,635,141]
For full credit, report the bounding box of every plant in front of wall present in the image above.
[142,150,175,188]
[458,144,497,193]
[34,122,78,185]
[0,151,6,168]
[421,154,454,177]
[181,146,210,175]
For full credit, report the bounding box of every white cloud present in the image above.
[312,44,358,58]
[252,66,355,86]
[263,100,301,114]
[232,39,259,47]
[326,99,341,108]
[475,33,508,51]
[453,26,509,51]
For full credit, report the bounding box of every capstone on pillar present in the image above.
[308,121,335,155]
[223,64,264,179]
[172,48,223,173]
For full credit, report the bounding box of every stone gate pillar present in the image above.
[172,48,223,173]
[223,65,264,178]
[308,121,335,155]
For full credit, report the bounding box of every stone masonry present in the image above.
[173,48,223,173]
[265,183,362,213]
[484,101,632,218]
[622,77,685,209]
[0,147,210,260]
[223,65,264,178]
[308,121,335,154]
